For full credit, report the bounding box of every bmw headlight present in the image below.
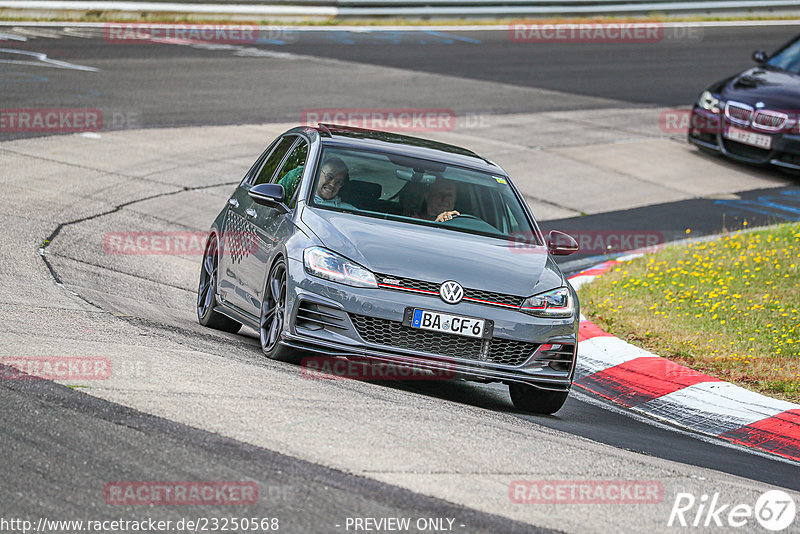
[520,287,574,318]
[303,247,377,288]
[697,90,721,114]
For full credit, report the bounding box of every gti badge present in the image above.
[439,280,463,304]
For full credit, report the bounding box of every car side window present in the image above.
[253,136,296,186]
[273,139,309,209]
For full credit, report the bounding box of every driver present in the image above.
[418,178,460,222]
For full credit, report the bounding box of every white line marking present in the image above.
[11,27,62,39]
[0,48,99,71]
[0,32,26,41]
[61,27,103,38]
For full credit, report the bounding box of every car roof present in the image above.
[308,123,505,175]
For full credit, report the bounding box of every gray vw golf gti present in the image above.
[197,124,580,414]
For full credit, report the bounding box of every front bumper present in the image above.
[688,106,800,171]
[283,257,578,391]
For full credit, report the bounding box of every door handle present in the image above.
[228,198,239,208]
[245,208,257,218]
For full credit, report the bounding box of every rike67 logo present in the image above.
[668,490,796,531]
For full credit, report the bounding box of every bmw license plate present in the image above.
[724,126,772,149]
[407,308,489,339]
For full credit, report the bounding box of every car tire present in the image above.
[260,258,300,363]
[508,383,569,415]
[197,234,242,334]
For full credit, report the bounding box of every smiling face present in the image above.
[425,180,457,219]
[316,163,347,200]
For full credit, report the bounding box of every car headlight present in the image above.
[520,287,574,318]
[303,246,377,288]
[697,90,721,114]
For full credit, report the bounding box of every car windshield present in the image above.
[309,146,541,244]
[767,38,800,73]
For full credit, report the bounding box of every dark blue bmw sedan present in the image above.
[197,124,580,414]
[688,34,800,172]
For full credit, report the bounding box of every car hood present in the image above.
[716,67,800,109]
[300,207,564,297]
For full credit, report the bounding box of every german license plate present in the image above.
[724,126,772,149]
[409,308,487,339]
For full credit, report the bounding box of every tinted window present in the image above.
[273,140,309,208]
[768,38,800,73]
[253,136,295,186]
[243,145,273,183]
[309,146,540,243]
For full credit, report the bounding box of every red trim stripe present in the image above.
[378,283,437,295]
[720,409,800,463]
[575,357,720,407]
[463,296,518,308]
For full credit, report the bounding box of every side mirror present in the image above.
[249,183,289,213]
[547,230,578,256]
[752,50,768,64]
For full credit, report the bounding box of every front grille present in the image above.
[350,314,538,367]
[753,110,788,131]
[464,288,523,308]
[375,273,525,309]
[378,275,439,294]
[489,337,543,367]
[722,138,771,161]
[725,102,754,125]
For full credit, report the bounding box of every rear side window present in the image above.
[253,136,295,186]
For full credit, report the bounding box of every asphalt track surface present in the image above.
[2,24,800,135]
[2,22,800,533]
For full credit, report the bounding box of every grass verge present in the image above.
[581,222,800,402]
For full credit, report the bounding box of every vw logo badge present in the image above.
[439,280,463,304]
